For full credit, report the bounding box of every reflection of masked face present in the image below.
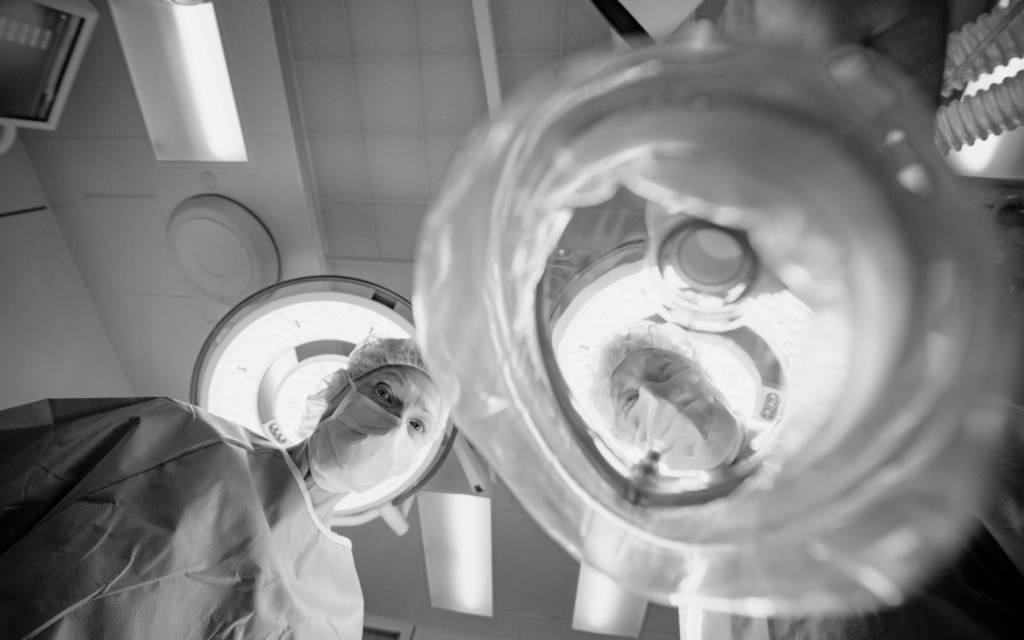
[308,366,443,493]
[610,348,746,470]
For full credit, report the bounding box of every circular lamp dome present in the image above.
[191,276,456,526]
[415,28,1012,614]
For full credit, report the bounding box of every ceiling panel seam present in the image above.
[412,0,433,206]
[341,0,379,260]
[270,0,330,274]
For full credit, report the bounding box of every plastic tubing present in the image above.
[943,0,1024,97]
[936,67,1024,153]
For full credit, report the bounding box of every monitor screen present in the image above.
[0,0,83,122]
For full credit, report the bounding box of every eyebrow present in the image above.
[375,369,406,388]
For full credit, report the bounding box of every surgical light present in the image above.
[416,25,1012,614]
[192,277,452,526]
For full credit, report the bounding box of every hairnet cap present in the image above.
[590,321,699,422]
[297,336,450,440]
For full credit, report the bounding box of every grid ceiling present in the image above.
[278,0,612,296]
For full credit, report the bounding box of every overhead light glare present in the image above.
[171,4,246,161]
[683,604,703,640]
[572,563,648,637]
[418,491,493,616]
[110,0,247,161]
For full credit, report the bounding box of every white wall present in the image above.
[0,141,131,410]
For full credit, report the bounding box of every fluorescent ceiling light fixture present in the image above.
[110,0,246,161]
[946,56,1024,175]
[572,563,647,637]
[418,491,493,617]
[682,604,703,640]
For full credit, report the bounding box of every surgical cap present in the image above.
[296,336,450,440]
[590,321,700,422]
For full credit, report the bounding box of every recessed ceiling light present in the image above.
[110,0,246,161]
[418,491,494,617]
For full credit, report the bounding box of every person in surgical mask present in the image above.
[291,336,448,525]
[0,336,447,640]
[592,321,750,471]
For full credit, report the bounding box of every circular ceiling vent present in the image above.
[168,195,280,305]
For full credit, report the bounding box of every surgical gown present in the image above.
[0,397,363,640]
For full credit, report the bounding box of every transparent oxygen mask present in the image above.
[414,26,1015,615]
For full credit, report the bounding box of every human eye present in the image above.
[374,382,394,404]
[409,419,425,433]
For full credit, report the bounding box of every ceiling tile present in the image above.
[492,0,563,55]
[355,58,424,133]
[101,292,208,400]
[378,262,414,300]
[363,135,428,201]
[346,510,430,596]
[561,0,612,54]
[77,138,158,198]
[499,55,561,96]
[328,258,383,283]
[372,202,426,260]
[519,615,568,640]
[421,57,488,134]
[347,0,417,58]
[362,588,426,623]
[493,510,578,618]
[54,9,148,138]
[221,0,293,137]
[642,605,680,634]
[416,604,522,640]
[422,451,478,496]
[307,135,369,200]
[565,626,634,640]
[0,142,47,214]
[321,200,379,258]
[641,632,680,640]
[413,628,479,640]
[21,140,87,207]
[282,0,351,60]
[294,61,361,134]
[425,134,465,197]
[81,196,189,298]
[49,204,123,316]
[417,0,479,56]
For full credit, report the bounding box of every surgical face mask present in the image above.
[307,371,420,494]
[616,361,745,470]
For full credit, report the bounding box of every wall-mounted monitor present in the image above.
[0,0,98,130]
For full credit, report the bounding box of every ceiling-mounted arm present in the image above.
[0,125,16,159]
[590,0,654,47]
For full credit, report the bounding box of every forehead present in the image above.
[610,348,696,390]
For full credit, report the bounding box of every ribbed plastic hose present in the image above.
[936,1,1024,154]
[944,0,1024,97]
[936,69,1024,153]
